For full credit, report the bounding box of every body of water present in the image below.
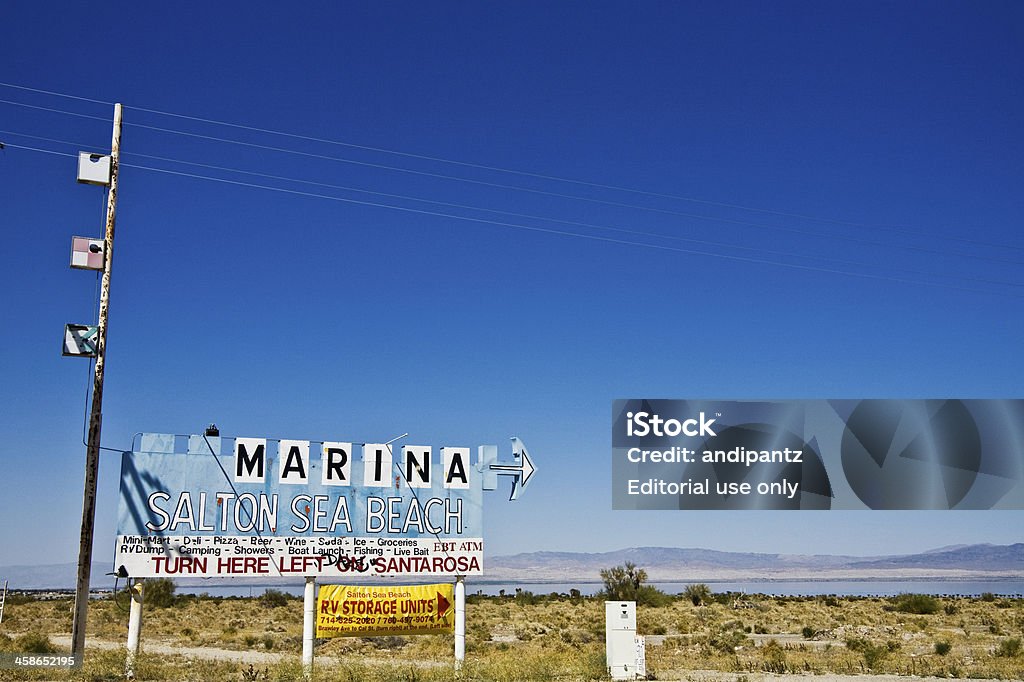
[178,578,1024,599]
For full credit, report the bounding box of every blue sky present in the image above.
[1,1,1022,575]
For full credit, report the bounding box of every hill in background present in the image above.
[2,543,1021,589]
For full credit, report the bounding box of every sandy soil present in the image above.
[658,672,1016,682]
[49,634,442,669]
[47,636,1017,681]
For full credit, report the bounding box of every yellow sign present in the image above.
[316,583,455,637]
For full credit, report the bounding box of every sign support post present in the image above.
[72,102,123,660]
[454,576,466,667]
[126,578,144,679]
[302,576,316,677]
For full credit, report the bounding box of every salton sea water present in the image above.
[179,579,1024,599]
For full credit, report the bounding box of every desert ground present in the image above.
[1,586,1022,681]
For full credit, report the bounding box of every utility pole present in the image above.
[71,102,122,661]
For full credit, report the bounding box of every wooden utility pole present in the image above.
[71,102,122,661]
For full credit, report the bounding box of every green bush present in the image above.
[995,637,1021,658]
[683,583,712,606]
[707,628,749,655]
[636,584,671,607]
[15,632,58,654]
[259,588,290,608]
[599,562,669,606]
[861,642,891,669]
[845,637,869,652]
[934,641,952,656]
[892,593,940,615]
[515,589,540,605]
[144,577,176,608]
[760,639,787,673]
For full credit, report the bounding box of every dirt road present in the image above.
[48,636,1013,681]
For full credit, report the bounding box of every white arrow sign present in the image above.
[489,437,536,501]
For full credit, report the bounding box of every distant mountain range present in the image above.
[1,543,1020,589]
[483,543,1024,582]
[0,562,111,591]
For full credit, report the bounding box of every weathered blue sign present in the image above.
[116,434,490,578]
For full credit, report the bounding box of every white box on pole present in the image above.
[77,152,111,185]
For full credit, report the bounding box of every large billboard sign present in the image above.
[115,433,513,579]
[613,399,1024,510]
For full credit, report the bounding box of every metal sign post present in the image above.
[125,578,144,678]
[302,577,316,677]
[454,576,466,666]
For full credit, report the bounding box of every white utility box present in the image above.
[77,152,111,185]
[606,601,644,679]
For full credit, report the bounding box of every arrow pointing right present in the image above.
[437,591,452,616]
[489,437,537,501]
[513,437,536,488]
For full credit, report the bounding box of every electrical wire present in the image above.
[0,142,75,159]
[0,81,110,106]
[3,91,1023,266]
[116,150,1022,290]
[4,138,1019,294]
[120,162,1024,299]
[5,128,1023,288]
[0,98,111,123]
[3,80,1020,253]
[122,120,1024,267]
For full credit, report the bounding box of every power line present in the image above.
[117,161,1023,299]
[6,127,1023,281]
[2,80,1019,256]
[4,138,1021,296]
[0,81,111,106]
[2,84,1021,257]
[125,120,1024,267]
[112,149,1024,290]
[0,98,111,123]
[0,142,76,159]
